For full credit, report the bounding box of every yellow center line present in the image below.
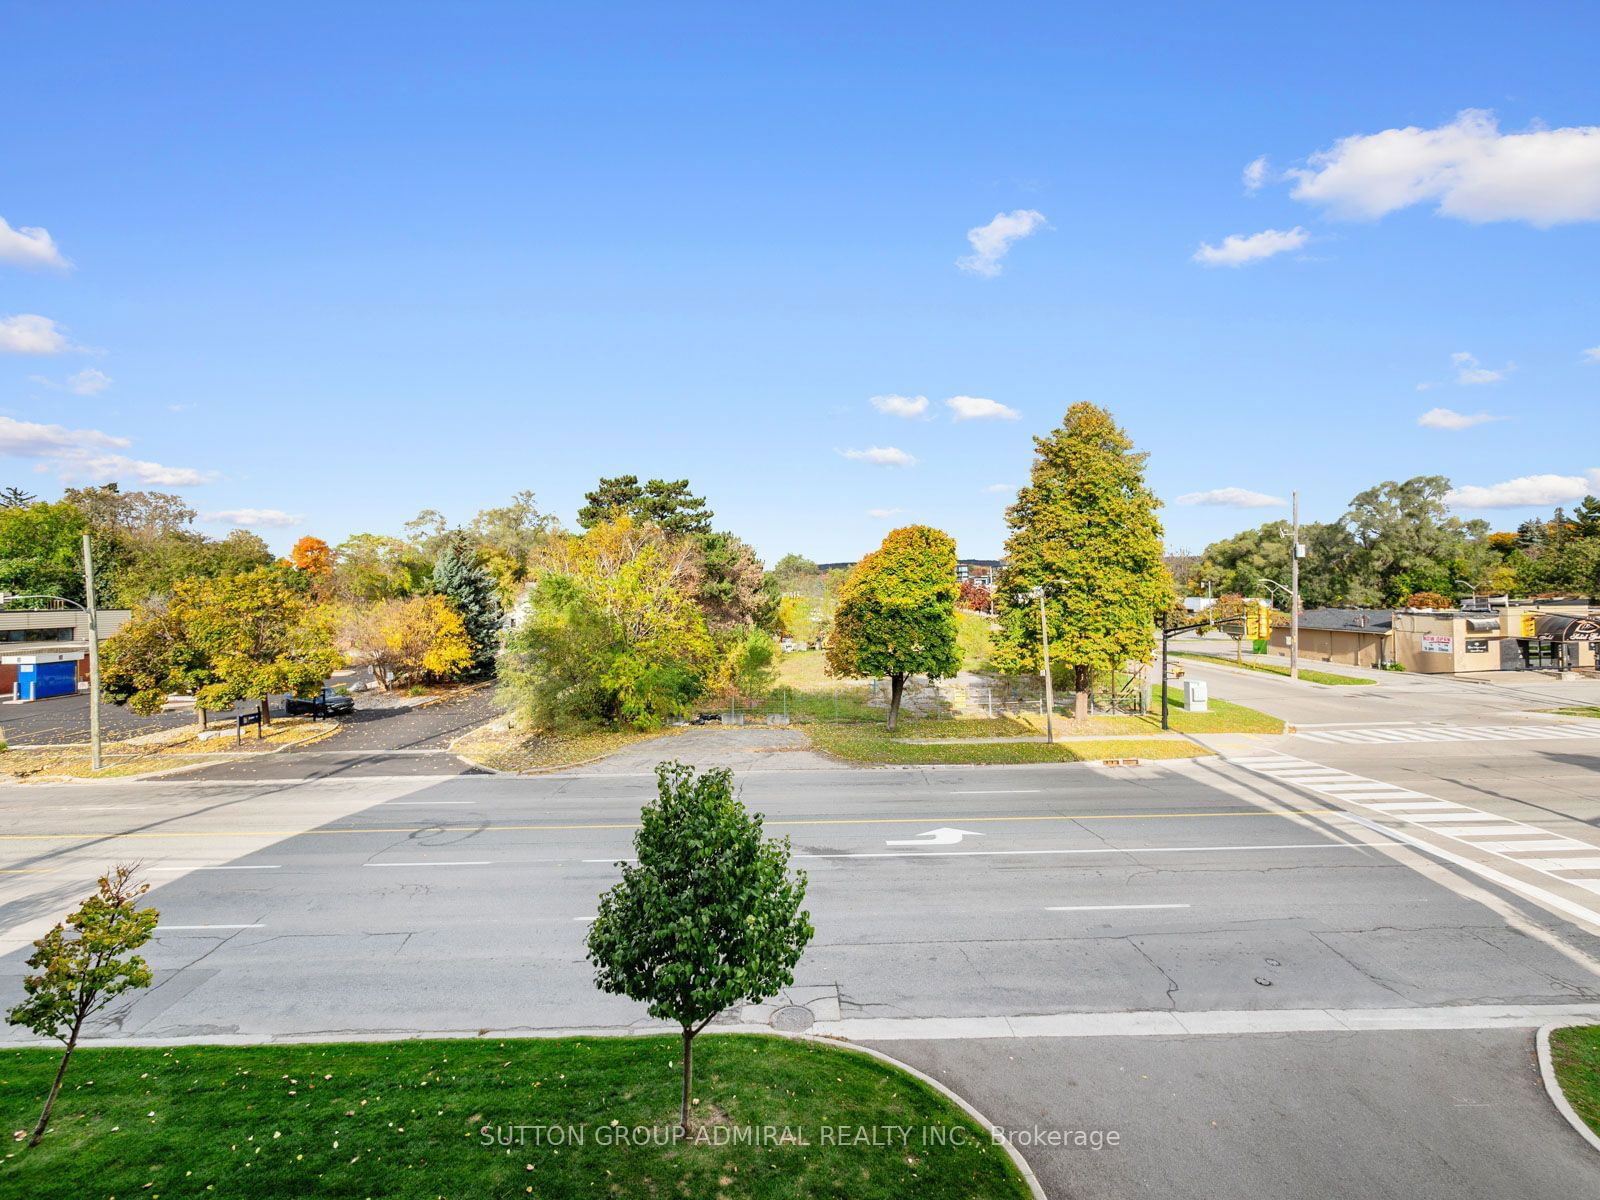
[0,809,1329,842]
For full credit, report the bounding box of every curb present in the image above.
[1536,1021,1600,1155]
[802,1034,1049,1200]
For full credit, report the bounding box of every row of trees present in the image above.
[819,403,1172,727]
[1185,481,1600,606]
[1,484,276,610]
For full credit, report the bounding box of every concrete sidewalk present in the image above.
[869,1028,1600,1199]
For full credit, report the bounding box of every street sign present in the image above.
[235,710,263,743]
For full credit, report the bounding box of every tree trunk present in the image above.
[1073,665,1090,722]
[258,696,271,728]
[680,1026,694,1135]
[886,673,906,731]
[31,1023,78,1146]
[195,704,206,730]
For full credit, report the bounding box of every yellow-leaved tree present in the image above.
[336,594,474,691]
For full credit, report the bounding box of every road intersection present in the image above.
[2,664,1599,1196]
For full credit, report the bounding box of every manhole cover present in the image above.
[771,1005,814,1032]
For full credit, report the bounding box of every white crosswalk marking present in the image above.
[1225,752,1600,913]
[1295,722,1600,745]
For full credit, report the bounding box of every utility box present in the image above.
[4,652,84,702]
[1183,679,1209,713]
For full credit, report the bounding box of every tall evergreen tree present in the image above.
[994,403,1169,721]
[431,543,504,673]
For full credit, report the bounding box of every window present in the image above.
[0,627,76,644]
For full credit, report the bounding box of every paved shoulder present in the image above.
[868,1030,1600,1200]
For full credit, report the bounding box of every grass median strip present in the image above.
[0,1035,1030,1200]
[806,725,1213,764]
[1171,652,1373,686]
[1549,1024,1600,1139]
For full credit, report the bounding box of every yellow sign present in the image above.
[1521,613,1537,636]
[1245,601,1271,640]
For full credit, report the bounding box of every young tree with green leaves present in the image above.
[587,762,812,1134]
[825,525,960,730]
[994,403,1169,721]
[7,865,159,1147]
[431,542,504,674]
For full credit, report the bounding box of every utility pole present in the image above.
[1289,491,1300,682]
[82,533,104,772]
[1033,586,1054,744]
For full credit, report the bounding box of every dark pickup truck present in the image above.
[284,688,355,718]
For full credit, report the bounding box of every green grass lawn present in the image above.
[807,723,1212,764]
[1171,651,1373,686]
[1549,707,1600,720]
[0,1035,1029,1200]
[1549,1025,1600,1138]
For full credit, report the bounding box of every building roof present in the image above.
[1295,608,1393,633]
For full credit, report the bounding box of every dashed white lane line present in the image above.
[1232,753,1600,922]
[1047,904,1192,912]
[362,860,492,868]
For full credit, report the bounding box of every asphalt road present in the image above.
[4,750,1599,1039]
[872,1029,1600,1200]
[3,667,1600,1197]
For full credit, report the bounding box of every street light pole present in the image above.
[1289,491,1300,682]
[81,534,103,772]
[1035,587,1054,744]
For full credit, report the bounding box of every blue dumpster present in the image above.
[16,658,80,701]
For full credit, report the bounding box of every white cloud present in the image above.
[1446,470,1600,509]
[29,367,113,395]
[1582,345,1600,363]
[840,446,917,467]
[866,507,907,519]
[67,368,112,395]
[869,393,929,418]
[957,209,1047,276]
[946,395,1019,421]
[984,483,1013,494]
[1242,156,1270,192]
[0,216,69,269]
[1451,350,1510,385]
[0,414,211,487]
[1176,487,1287,508]
[0,314,73,355]
[1285,109,1600,226]
[1418,406,1506,430]
[206,508,302,529]
[1192,226,1309,267]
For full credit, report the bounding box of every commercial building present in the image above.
[0,607,130,699]
[1266,608,1393,668]
[1266,603,1598,674]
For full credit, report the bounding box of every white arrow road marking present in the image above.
[884,827,984,847]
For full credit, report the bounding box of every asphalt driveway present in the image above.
[869,1029,1598,1200]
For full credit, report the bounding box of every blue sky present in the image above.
[3,2,1597,563]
